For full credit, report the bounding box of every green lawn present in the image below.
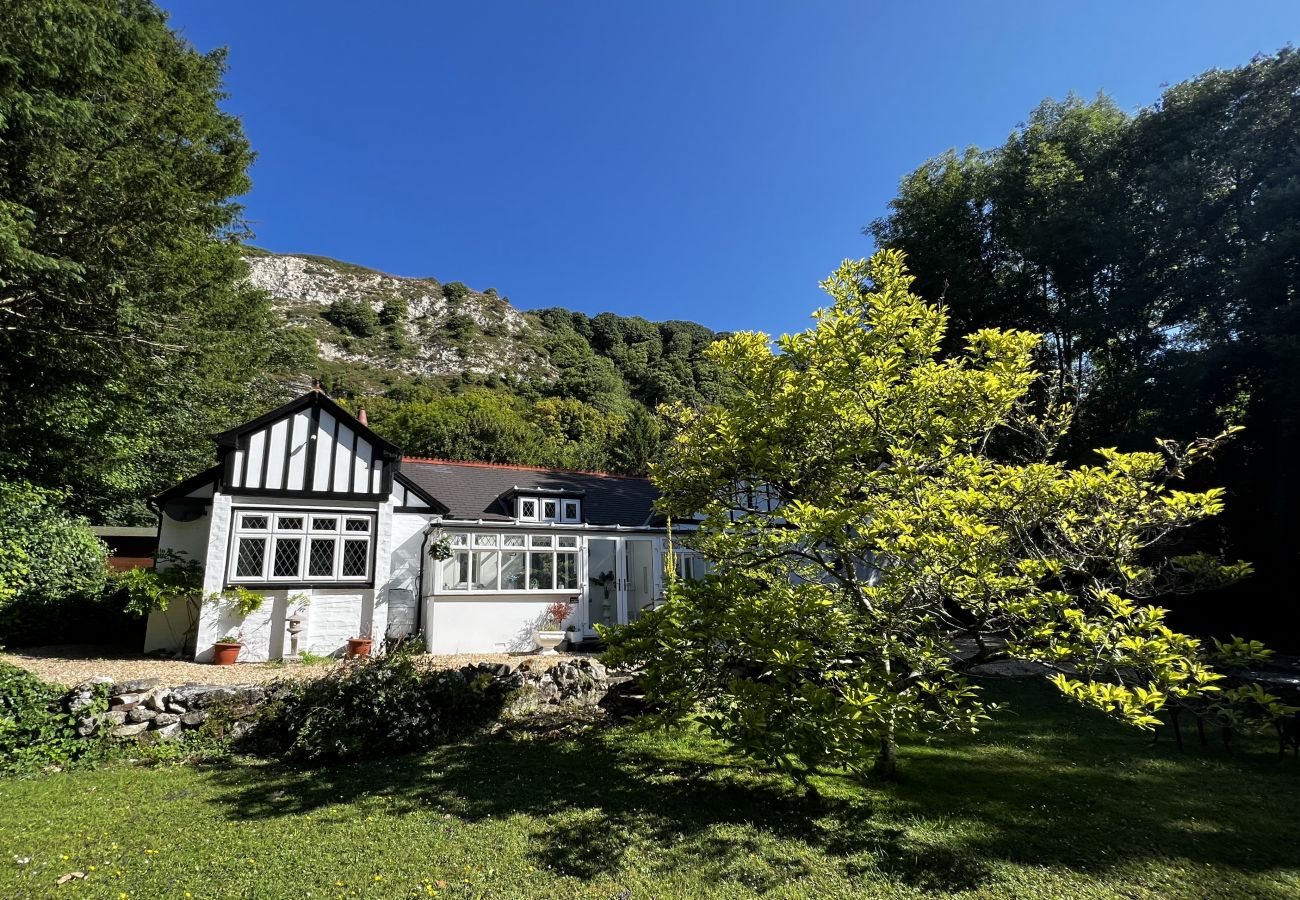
[1,678,1297,899]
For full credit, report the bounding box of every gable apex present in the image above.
[214,391,399,458]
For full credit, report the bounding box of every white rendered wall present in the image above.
[426,596,561,654]
[142,512,213,655]
[386,512,428,640]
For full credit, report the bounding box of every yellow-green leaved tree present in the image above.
[604,249,1280,782]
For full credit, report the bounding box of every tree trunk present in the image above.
[873,735,898,780]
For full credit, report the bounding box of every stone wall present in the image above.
[64,677,278,744]
[62,658,635,746]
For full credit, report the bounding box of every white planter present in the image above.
[534,630,566,655]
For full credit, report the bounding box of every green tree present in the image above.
[607,404,661,476]
[0,0,279,522]
[606,251,1270,782]
[378,390,546,464]
[0,481,108,629]
[528,397,624,472]
[868,51,1300,647]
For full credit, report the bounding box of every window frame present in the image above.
[514,495,581,524]
[438,530,581,595]
[227,508,376,587]
[672,549,711,583]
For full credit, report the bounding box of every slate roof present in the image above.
[399,458,661,527]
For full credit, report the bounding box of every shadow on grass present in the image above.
[202,679,1300,894]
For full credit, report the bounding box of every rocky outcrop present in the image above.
[244,252,552,381]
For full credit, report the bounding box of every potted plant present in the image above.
[534,600,573,655]
[346,635,373,659]
[213,633,243,665]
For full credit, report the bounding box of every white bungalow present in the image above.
[144,390,701,661]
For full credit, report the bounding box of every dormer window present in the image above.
[514,494,581,523]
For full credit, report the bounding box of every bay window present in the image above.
[229,510,373,584]
[439,531,580,593]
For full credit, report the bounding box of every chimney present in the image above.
[358,409,368,426]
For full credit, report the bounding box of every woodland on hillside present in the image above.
[0,0,1296,647]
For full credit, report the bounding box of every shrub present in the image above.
[378,296,408,327]
[442,281,471,302]
[253,648,511,761]
[322,298,379,337]
[0,662,106,775]
[0,481,109,638]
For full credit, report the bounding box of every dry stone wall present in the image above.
[62,658,635,745]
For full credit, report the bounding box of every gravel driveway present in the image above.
[2,644,588,688]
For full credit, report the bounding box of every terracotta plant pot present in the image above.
[346,637,373,659]
[213,642,242,666]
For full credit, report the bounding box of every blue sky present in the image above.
[161,1,1298,338]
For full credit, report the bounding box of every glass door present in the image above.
[624,538,655,624]
[586,538,619,635]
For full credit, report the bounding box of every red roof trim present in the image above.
[401,456,651,481]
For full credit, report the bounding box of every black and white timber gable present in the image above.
[215,391,400,499]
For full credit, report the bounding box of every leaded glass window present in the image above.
[229,510,374,584]
[235,538,265,578]
[308,538,335,577]
[341,539,369,578]
[273,539,301,578]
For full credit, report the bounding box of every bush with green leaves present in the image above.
[0,662,107,776]
[378,296,409,327]
[0,481,109,635]
[441,281,471,302]
[322,298,380,337]
[253,648,511,761]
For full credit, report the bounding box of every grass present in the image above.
[1,678,1296,899]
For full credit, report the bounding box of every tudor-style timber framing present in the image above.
[216,391,399,498]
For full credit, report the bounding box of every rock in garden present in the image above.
[127,707,157,723]
[147,722,183,742]
[166,698,188,714]
[538,680,560,704]
[144,689,171,712]
[180,710,207,727]
[75,717,98,737]
[65,676,114,712]
[152,712,179,727]
[114,677,161,694]
[104,710,128,726]
[108,693,142,708]
[233,686,265,704]
[111,722,150,739]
